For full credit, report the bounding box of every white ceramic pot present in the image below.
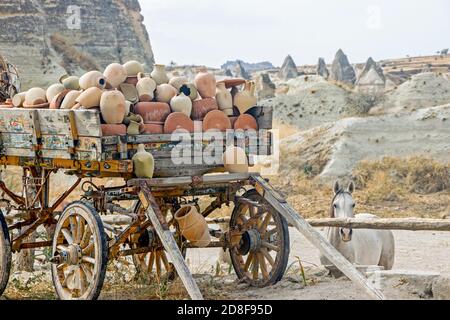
[79,71,107,90]
[170,93,192,117]
[104,63,128,88]
[151,64,170,85]
[136,73,157,102]
[100,90,127,124]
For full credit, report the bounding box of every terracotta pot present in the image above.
[46,83,65,102]
[132,144,155,179]
[60,90,82,109]
[174,206,211,247]
[136,73,157,102]
[127,120,142,135]
[193,121,203,133]
[119,83,139,104]
[60,75,80,90]
[50,89,70,109]
[223,146,248,173]
[156,84,177,103]
[233,81,257,115]
[134,102,171,123]
[215,82,233,115]
[234,114,258,131]
[194,68,216,98]
[151,64,170,85]
[179,83,198,101]
[76,87,103,108]
[23,102,50,109]
[25,88,47,105]
[100,90,127,124]
[217,78,246,89]
[123,60,144,77]
[203,110,231,132]
[229,116,238,128]
[164,112,194,134]
[169,76,188,90]
[191,98,218,121]
[170,93,192,117]
[124,76,139,86]
[101,124,127,136]
[79,71,107,90]
[142,123,164,134]
[104,63,128,88]
[12,92,26,108]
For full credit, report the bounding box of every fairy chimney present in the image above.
[234,60,251,80]
[279,55,299,80]
[255,73,276,99]
[330,49,356,84]
[356,57,386,93]
[317,57,329,79]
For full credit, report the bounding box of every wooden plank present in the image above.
[250,174,385,300]
[138,185,203,300]
[0,109,35,133]
[128,173,251,188]
[73,110,102,137]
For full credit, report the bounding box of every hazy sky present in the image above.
[140,0,449,68]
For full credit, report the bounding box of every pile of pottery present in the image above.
[5,62,260,137]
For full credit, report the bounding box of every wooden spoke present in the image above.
[69,216,78,242]
[258,253,269,279]
[252,256,259,280]
[264,228,278,238]
[81,256,96,265]
[82,243,94,255]
[259,213,272,233]
[261,248,275,267]
[243,252,254,272]
[262,241,280,252]
[61,228,74,245]
[57,263,67,271]
[76,217,85,244]
[81,263,94,283]
[147,251,156,273]
[80,227,92,248]
[57,245,68,252]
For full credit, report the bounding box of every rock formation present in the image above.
[279,55,299,81]
[255,73,276,100]
[234,60,251,80]
[356,57,386,93]
[330,49,356,85]
[0,0,154,89]
[221,60,274,73]
[317,58,329,79]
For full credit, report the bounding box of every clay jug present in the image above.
[25,88,47,105]
[164,112,194,134]
[175,206,211,247]
[151,64,169,85]
[194,67,216,98]
[156,84,177,103]
[134,102,171,123]
[123,60,144,77]
[46,83,65,102]
[12,92,26,108]
[191,98,218,121]
[215,82,233,116]
[233,81,257,115]
[76,87,103,108]
[179,83,199,101]
[169,76,188,90]
[223,146,249,173]
[50,90,70,109]
[104,63,128,88]
[136,73,157,102]
[234,114,258,131]
[203,110,231,132]
[79,71,107,90]
[60,90,82,109]
[170,93,192,117]
[132,144,155,179]
[100,90,127,124]
[60,75,81,90]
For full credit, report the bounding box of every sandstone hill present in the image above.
[0,0,154,90]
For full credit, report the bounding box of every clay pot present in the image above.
[203,110,231,132]
[215,82,233,115]
[179,83,198,101]
[123,113,143,125]
[170,93,192,117]
[119,83,139,104]
[101,124,127,136]
[25,88,47,106]
[191,98,218,121]
[217,78,246,89]
[76,87,103,108]
[233,81,257,115]
[174,206,211,247]
[104,63,128,88]
[169,76,188,90]
[164,112,194,134]
[46,83,65,102]
[50,90,70,109]
[194,121,203,133]
[127,121,142,135]
[194,68,216,98]
[60,90,82,109]
[12,92,26,108]
[125,101,132,116]
[156,84,177,103]
[123,60,145,77]
[100,90,127,124]
[151,64,169,85]
[23,102,50,109]
[134,102,171,123]
[79,71,107,90]
[132,144,155,179]
[124,76,139,86]
[142,123,164,134]
[136,73,157,102]
[223,146,249,173]
[234,114,258,131]
[60,75,80,90]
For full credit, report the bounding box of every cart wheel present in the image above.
[230,189,290,287]
[0,210,12,296]
[132,201,186,282]
[51,201,108,300]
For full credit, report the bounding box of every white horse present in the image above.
[320,181,395,270]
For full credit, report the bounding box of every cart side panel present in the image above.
[0,109,36,157]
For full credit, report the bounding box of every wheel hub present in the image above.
[65,244,82,265]
[238,229,262,255]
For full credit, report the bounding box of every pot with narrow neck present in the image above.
[132,144,155,179]
[215,82,233,115]
[174,206,211,247]
[151,64,170,85]
[136,73,157,102]
[170,93,192,117]
[233,81,257,115]
[194,67,216,98]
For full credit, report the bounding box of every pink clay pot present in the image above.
[164,112,194,134]
[202,110,231,132]
[234,114,258,131]
[101,124,127,136]
[191,98,218,121]
[134,102,171,123]
[142,123,164,134]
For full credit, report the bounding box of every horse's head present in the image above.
[331,181,356,242]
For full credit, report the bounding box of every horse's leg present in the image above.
[378,231,395,270]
